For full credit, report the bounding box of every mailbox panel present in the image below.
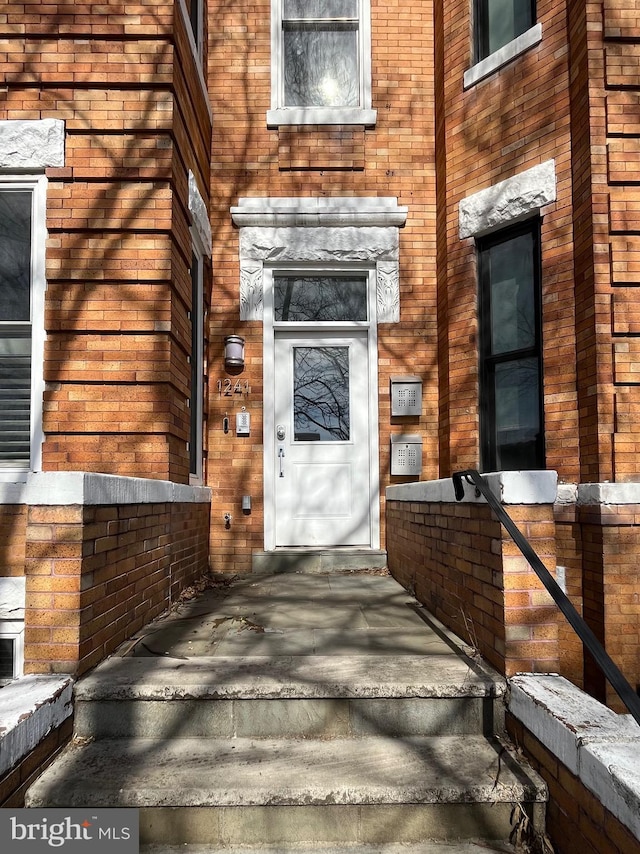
[390,434,422,476]
[390,375,422,416]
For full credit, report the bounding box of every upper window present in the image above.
[0,180,46,479]
[475,0,535,62]
[478,220,544,472]
[268,0,376,126]
[185,0,204,56]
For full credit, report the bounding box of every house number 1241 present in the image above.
[218,379,250,396]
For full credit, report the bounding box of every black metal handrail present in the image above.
[452,468,640,726]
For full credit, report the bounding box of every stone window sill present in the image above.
[464,24,543,90]
[267,107,377,128]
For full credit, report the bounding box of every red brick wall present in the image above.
[507,712,640,854]
[0,718,74,808]
[206,0,438,571]
[1,1,211,484]
[435,0,578,480]
[0,506,27,579]
[579,503,640,710]
[387,499,560,676]
[23,500,210,676]
[554,501,585,688]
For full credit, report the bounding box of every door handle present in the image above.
[278,446,285,477]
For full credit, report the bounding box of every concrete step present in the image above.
[25,735,546,845]
[141,843,517,853]
[251,550,388,573]
[73,654,506,740]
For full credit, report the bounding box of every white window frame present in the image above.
[177,0,212,124]
[464,22,542,89]
[0,175,47,482]
[267,0,376,127]
[0,621,24,683]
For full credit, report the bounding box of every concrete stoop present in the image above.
[25,573,546,850]
[140,845,517,853]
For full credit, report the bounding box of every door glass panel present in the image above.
[293,346,350,441]
[275,275,367,321]
[0,191,31,321]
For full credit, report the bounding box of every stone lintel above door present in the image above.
[231,197,408,322]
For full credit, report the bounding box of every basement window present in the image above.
[0,625,24,684]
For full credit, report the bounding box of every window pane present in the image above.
[293,346,350,441]
[275,276,367,321]
[494,357,541,470]
[0,638,15,679]
[0,191,31,321]
[284,0,358,20]
[284,25,359,107]
[0,334,31,463]
[487,231,536,355]
[486,0,533,55]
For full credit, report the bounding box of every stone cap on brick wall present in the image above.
[0,675,73,778]
[0,472,212,507]
[509,674,640,841]
[386,470,558,505]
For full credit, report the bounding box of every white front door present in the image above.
[273,331,372,547]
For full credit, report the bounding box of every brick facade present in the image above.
[206,0,438,571]
[1,0,212,483]
[0,2,213,683]
[387,497,560,676]
[24,498,210,677]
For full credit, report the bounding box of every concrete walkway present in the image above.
[27,569,546,852]
[120,570,470,660]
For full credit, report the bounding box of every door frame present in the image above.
[263,265,380,551]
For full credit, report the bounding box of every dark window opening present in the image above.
[0,638,15,680]
[475,0,535,62]
[479,219,544,472]
[0,190,33,466]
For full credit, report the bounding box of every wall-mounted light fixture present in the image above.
[224,335,245,370]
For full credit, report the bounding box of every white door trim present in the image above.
[263,267,380,551]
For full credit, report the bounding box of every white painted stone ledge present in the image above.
[555,482,640,506]
[0,675,73,777]
[386,470,558,505]
[459,159,556,239]
[0,472,211,506]
[0,119,65,169]
[463,24,543,90]
[509,674,640,840]
[231,196,408,228]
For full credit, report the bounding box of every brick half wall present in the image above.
[11,473,211,677]
[386,473,560,676]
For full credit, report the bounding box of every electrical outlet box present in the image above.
[390,375,422,416]
[390,434,422,476]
